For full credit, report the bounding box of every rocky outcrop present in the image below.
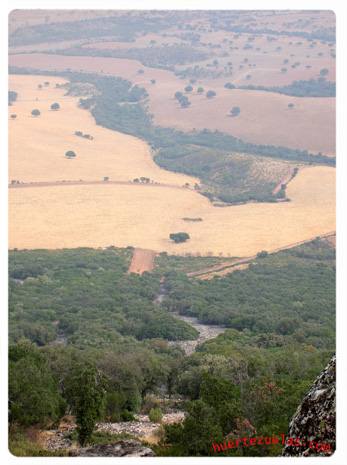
[70,440,155,457]
[282,355,335,457]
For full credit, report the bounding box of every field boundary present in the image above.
[188,231,336,279]
[8,179,194,192]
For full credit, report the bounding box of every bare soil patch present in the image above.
[128,248,157,274]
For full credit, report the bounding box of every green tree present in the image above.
[224,82,235,89]
[230,106,240,117]
[206,90,216,98]
[65,364,105,446]
[9,340,64,426]
[50,102,60,111]
[65,150,76,159]
[170,232,190,243]
[31,109,41,117]
[200,373,241,434]
[181,400,223,455]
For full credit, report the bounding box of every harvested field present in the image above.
[9,166,335,256]
[152,87,335,156]
[8,74,197,186]
[9,54,335,154]
[128,248,157,274]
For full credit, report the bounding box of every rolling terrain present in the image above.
[9,74,335,256]
[9,53,335,154]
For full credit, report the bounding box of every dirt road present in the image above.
[188,230,336,279]
[128,248,157,274]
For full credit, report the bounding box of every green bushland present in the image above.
[8,239,335,455]
[162,238,335,347]
[9,247,198,346]
[239,78,335,97]
[9,15,170,46]
[55,44,209,70]
[155,253,230,274]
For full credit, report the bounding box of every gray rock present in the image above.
[282,355,335,457]
[71,440,155,457]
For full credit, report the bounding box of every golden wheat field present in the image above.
[9,55,335,155]
[8,75,197,186]
[9,165,335,256]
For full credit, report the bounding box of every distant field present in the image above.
[9,165,335,256]
[9,54,335,154]
[9,74,197,186]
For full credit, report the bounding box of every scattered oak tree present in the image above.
[170,232,190,243]
[65,150,76,159]
[230,106,240,117]
[206,90,216,99]
[31,109,41,117]
[50,102,60,111]
[65,364,105,446]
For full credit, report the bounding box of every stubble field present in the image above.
[9,75,335,257]
[9,53,335,155]
[9,164,335,256]
[9,74,197,186]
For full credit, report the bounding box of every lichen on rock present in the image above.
[282,355,335,457]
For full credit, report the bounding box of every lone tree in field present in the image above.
[50,102,60,111]
[10,114,17,120]
[185,85,193,92]
[65,364,105,446]
[65,150,77,159]
[31,109,41,117]
[230,106,240,117]
[206,90,216,99]
[319,68,329,77]
[288,103,294,109]
[170,232,190,243]
[197,86,204,93]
